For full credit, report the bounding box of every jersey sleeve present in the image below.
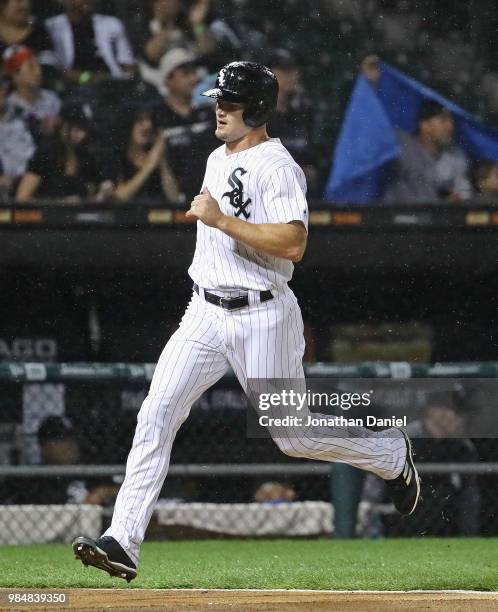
[261,164,309,230]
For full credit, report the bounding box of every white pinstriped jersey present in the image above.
[188,138,309,291]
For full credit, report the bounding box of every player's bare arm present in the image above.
[186,188,307,262]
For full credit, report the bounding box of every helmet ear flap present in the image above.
[243,99,269,128]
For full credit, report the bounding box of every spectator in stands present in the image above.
[359,53,381,83]
[44,0,135,84]
[39,415,81,466]
[0,0,55,67]
[139,0,215,87]
[383,100,472,203]
[254,482,297,503]
[0,69,34,192]
[16,101,107,202]
[112,107,180,204]
[267,49,318,195]
[208,4,267,67]
[0,416,119,505]
[152,47,216,202]
[4,45,60,135]
[471,160,498,201]
[362,390,480,537]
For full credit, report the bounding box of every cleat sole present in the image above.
[72,537,137,582]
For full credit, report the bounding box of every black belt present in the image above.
[194,284,273,310]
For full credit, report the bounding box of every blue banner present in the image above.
[325,62,498,204]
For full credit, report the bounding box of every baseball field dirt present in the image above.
[1,588,498,611]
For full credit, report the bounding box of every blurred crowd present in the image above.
[0,0,497,205]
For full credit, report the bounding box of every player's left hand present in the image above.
[187,187,224,227]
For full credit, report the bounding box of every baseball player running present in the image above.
[72,62,420,582]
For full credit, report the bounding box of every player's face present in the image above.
[215,100,250,142]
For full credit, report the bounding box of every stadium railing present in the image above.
[0,362,497,542]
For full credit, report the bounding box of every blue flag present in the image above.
[325,62,498,204]
[324,75,400,204]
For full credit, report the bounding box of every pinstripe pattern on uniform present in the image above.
[226,288,406,478]
[104,288,406,564]
[103,294,230,562]
[188,139,308,291]
[103,139,407,565]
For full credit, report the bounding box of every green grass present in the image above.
[0,539,496,591]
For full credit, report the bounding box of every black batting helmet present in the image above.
[202,61,279,128]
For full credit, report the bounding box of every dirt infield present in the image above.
[1,589,498,611]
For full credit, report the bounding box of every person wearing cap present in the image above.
[383,99,472,203]
[152,47,217,202]
[45,0,135,84]
[4,45,60,134]
[267,49,318,194]
[16,101,107,202]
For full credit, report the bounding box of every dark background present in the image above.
[1,217,496,364]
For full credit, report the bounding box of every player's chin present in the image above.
[215,127,228,141]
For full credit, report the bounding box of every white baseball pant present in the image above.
[104,287,406,563]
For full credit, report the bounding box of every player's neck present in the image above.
[224,127,270,155]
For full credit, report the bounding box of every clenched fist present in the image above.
[186,187,224,227]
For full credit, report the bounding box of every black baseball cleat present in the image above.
[72,536,137,582]
[385,430,421,516]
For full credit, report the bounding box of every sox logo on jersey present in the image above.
[222,167,252,218]
[103,138,407,566]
